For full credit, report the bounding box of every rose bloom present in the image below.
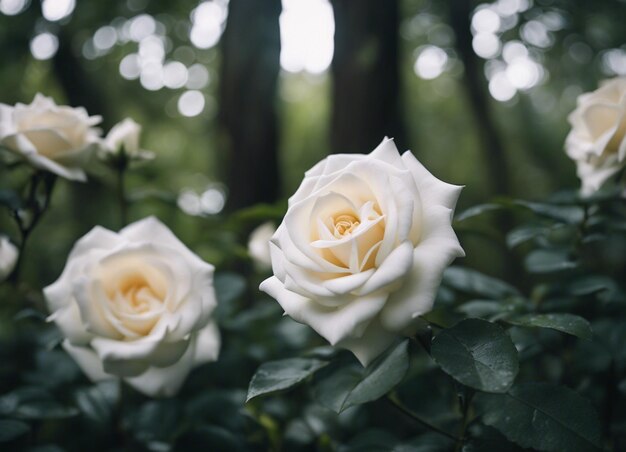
[103,118,154,161]
[260,138,464,365]
[0,235,18,281]
[44,217,220,397]
[0,94,102,181]
[566,77,626,194]
[248,222,276,270]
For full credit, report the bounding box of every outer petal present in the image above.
[380,206,464,332]
[0,103,15,137]
[124,333,199,397]
[193,321,221,364]
[401,151,463,212]
[49,303,93,345]
[62,340,112,383]
[120,216,212,271]
[0,236,18,281]
[260,276,387,345]
[91,333,190,377]
[44,227,118,314]
[1,133,87,181]
[337,319,398,366]
[369,137,405,169]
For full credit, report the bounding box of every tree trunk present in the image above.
[219,0,282,210]
[52,29,111,129]
[330,0,404,154]
[448,0,510,196]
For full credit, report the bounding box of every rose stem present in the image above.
[8,171,57,287]
[454,389,474,452]
[387,393,459,442]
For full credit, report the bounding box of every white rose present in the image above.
[260,138,464,366]
[0,236,18,281]
[44,217,220,397]
[248,222,276,270]
[566,77,626,194]
[0,94,102,181]
[103,118,154,161]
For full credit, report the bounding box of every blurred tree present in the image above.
[219,0,282,210]
[448,0,510,196]
[330,0,405,154]
[53,29,112,129]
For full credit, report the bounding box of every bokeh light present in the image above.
[41,0,75,21]
[413,45,448,80]
[0,0,27,15]
[189,0,228,49]
[30,32,58,60]
[279,0,334,74]
[178,90,205,117]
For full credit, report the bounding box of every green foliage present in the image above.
[505,313,592,340]
[2,1,626,450]
[246,358,327,402]
[431,319,519,393]
[314,340,410,413]
[479,383,603,452]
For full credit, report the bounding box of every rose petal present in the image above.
[356,240,414,295]
[49,304,92,345]
[193,321,221,364]
[380,206,464,332]
[336,318,398,367]
[322,268,376,294]
[260,276,387,345]
[91,334,190,377]
[401,151,463,213]
[369,137,405,169]
[62,340,112,383]
[120,216,213,272]
[124,335,199,397]
[1,133,87,181]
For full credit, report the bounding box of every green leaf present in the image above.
[456,299,524,319]
[74,381,119,426]
[462,426,527,452]
[514,201,584,224]
[0,387,78,420]
[480,383,603,452]
[506,313,592,340]
[314,340,410,413]
[443,267,520,299]
[455,204,502,222]
[131,399,182,443]
[392,433,454,452]
[341,429,398,451]
[0,419,30,442]
[567,275,616,297]
[214,272,246,305]
[431,319,518,393]
[175,425,246,452]
[246,358,327,402]
[213,272,247,321]
[525,250,578,273]
[0,189,21,211]
[506,225,545,248]
[15,401,79,420]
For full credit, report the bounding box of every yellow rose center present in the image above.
[311,200,385,273]
[116,272,165,313]
[98,258,170,338]
[333,214,360,237]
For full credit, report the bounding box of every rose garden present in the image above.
[1,1,625,451]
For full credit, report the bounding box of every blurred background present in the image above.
[1,0,625,280]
